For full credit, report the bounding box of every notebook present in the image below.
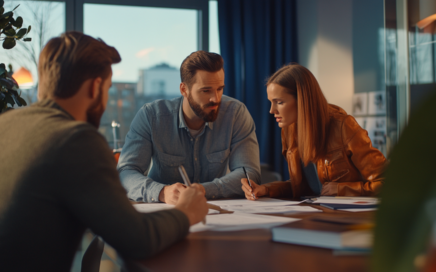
[271,219,372,251]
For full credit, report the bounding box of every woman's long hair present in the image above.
[267,64,330,166]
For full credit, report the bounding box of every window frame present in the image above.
[65,0,209,51]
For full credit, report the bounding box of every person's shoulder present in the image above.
[57,121,103,146]
[140,96,182,117]
[327,104,363,142]
[219,95,246,113]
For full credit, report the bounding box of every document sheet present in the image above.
[311,197,379,205]
[230,206,321,214]
[133,203,219,215]
[338,208,378,212]
[190,213,300,232]
[207,198,302,208]
[207,198,316,214]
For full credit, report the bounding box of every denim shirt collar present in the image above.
[178,97,214,130]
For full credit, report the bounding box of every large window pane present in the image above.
[84,4,198,148]
[0,0,65,104]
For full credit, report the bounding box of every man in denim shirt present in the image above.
[118,51,261,204]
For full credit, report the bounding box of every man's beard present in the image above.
[187,93,221,122]
[86,87,105,128]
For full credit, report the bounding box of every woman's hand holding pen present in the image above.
[241,178,268,201]
[175,184,208,226]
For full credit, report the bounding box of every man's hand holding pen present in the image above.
[159,183,206,205]
[175,184,208,226]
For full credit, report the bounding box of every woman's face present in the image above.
[267,83,298,128]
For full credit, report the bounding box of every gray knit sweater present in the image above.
[0,100,189,271]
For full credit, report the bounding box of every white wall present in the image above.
[297,0,354,114]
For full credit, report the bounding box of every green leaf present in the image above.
[17,96,26,106]
[12,4,19,11]
[0,11,12,20]
[5,92,15,107]
[11,93,22,106]
[0,77,17,89]
[0,101,6,113]
[23,37,31,42]
[0,7,4,15]
[0,18,8,29]
[27,25,31,34]
[2,37,16,49]
[12,16,22,28]
[8,76,18,90]
[3,27,16,36]
[15,28,26,39]
[0,0,4,8]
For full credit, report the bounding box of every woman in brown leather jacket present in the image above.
[241,64,386,199]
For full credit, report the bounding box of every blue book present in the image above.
[272,219,372,250]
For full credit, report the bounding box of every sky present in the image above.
[0,0,220,84]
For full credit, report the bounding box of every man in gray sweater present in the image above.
[0,31,208,271]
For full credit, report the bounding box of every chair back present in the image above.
[81,236,105,272]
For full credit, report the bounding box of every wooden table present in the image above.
[136,204,373,272]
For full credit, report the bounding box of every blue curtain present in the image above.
[217,0,298,180]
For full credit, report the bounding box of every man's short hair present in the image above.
[38,31,121,99]
[180,51,224,89]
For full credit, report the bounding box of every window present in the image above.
[0,0,65,104]
[82,1,210,148]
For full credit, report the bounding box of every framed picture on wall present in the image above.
[365,117,387,155]
[352,93,368,116]
[368,91,386,115]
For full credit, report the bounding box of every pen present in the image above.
[178,165,206,225]
[242,167,256,200]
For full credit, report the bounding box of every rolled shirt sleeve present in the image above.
[117,105,165,203]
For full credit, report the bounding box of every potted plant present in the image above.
[0,0,31,113]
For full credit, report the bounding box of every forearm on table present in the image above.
[337,180,382,196]
[202,170,247,199]
[119,168,165,202]
[263,181,293,198]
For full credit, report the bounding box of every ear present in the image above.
[90,77,103,99]
[180,82,189,98]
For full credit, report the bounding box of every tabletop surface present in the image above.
[136,203,374,272]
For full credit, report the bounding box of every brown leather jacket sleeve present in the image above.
[337,116,386,196]
[264,180,293,198]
